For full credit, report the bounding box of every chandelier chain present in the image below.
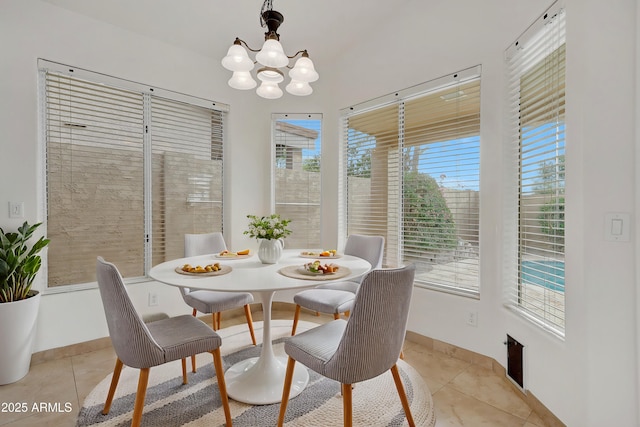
[260,0,274,27]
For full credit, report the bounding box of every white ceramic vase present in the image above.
[257,239,284,264]
[0,291,40,384]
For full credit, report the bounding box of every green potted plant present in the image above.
[0,221,50,384]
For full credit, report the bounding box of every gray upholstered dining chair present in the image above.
[278,264,416,427]
[95,257,232,427]
[290,234,384,335]
[181,232,257,338]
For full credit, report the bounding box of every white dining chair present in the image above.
[290,234,384,335]
[180,232,257,372]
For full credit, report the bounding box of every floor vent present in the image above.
[505,334,525,390]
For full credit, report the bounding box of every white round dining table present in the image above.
[148,249,371,405]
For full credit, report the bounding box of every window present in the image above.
[273,114,322,249]
[341,67,481,295]
[41,60,227,288]
[505,2,566,336]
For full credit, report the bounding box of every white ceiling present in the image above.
[41,0,411,67]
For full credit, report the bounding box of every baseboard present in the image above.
[31,336,113,365]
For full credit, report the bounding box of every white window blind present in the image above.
[505,2,566,336]
[403,80,480,293]
[343,104,398,262]
[42,62,227,287]
[45,72,146,284]
[342,68,481,295]
[273,114,322,249]
[151,97,224,266]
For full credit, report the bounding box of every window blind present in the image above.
[273,114,322,249]
[403,80,480,293]
[151,97,224,266]
[42,62,227,287]
[45,72,146,285]
[344,104,399,264]
[342,68,481,295]
[505,1,566,336]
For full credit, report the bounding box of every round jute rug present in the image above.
[76,320,435,427]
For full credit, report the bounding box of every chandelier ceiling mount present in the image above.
[221,0,319,99]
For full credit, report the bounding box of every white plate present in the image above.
[299,252,341,259]
[214,253,251,259]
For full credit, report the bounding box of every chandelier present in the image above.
[221,0,319,99]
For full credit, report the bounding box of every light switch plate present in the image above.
[9,201,24,219]
[604,212,630,242]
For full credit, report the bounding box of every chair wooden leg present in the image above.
[277,357,297,427]
[211,348,232,427]
[291,305,301,336]
[189,309,200,372]
[334,313,340,320]
[181,358,188,384]
[244,304,257,345]
[102,358,124,415]
[217,312,222,330]
[211,313,218,330]
[344,310,350,317]
[390,364,415,427]
[400,350,405,360]
[131,368,150,427]
[342,383,353,427]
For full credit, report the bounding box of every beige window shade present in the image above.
[42,64,226,287]
[505,2,566,336]
[273,114,322,249]
[343,69,480,295]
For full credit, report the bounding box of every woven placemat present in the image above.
[278,265,352,281]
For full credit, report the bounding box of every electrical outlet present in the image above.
[466,310,478,327]
[148,292,159,307]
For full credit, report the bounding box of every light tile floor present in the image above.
[0,308,549,426]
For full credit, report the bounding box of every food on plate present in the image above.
[301,249,338,257]
[181,262,222,273]
[304,260,339,274]
[218,249,250,257]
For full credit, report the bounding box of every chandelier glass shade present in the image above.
[221,1,318,99]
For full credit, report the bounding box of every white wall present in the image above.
[0,0,637,426]
[320,0,638,425]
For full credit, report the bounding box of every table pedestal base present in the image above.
[225,355,309,405]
